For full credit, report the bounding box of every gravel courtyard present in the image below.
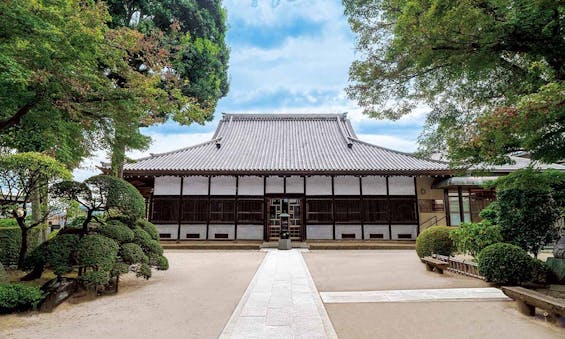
[0,250,265,339]
[303,250,564,339]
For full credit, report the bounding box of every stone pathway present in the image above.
[320,288,510,304]
[220,249,338,339]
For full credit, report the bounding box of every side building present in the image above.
[120,113,513,241]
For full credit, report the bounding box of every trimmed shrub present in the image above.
[77,235,119,271]
[0,263,7,283]
[97,220,135,243]
[46,234,80,275]
[416,226,455,258]
[0,283,43,314]
[136,219,159,241]
[80,271,111,287]
[120,243,148,265]
[136,263,152,279]
[151,255,169,271]
[66,216,87,229]
[133,227,163,258]
[530,258,550,285]
[449,221,503,257]
[478,243,532,285]
[0,224,49,266]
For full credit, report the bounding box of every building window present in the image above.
[182,198,208,223]
[334,198,361,223]
[390,197,417,223]
[238,199,264,224]
[448,190,471,225]
[470,189,496,222]
[151,197,179,223]
[418,199,445,213]
[210,199,235,223]
[306,199,333,223]
[363,198,388,223]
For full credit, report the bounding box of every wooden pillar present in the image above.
[263,175,268,241]
[359,176,364,240]
[177,177,184,241]
[235,176,239,240]
[414,176,420,236]
[283,176,287,195]
[458,186,464,224]
[206,176,211,240]
[444,189,451,226]
[386,176,391,240]
[331,175,336,240]
[303,176,307,241]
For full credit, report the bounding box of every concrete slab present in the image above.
[321,288,511,303]
[220,249,337,338]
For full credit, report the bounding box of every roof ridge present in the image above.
[221,113,347,120]
[128,138,221,162]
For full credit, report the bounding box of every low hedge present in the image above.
[0,223,50,266]
[478,243,532,285]
[416,226,455,258]
[0,283,43,314]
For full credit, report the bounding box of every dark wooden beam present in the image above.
[458,186,464,224]
[444,189,451,226]
[414,176,420,236]
[263,175,268,241]
[331,175,336,240]
[303,176,307,241]
[177,177,184,241]
[359,176,364,240]
[206,176,211,240]
[235,175,239,240]
[386,176,391,240]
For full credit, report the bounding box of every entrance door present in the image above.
[268,198,302,241]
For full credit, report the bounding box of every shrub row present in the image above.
[0,223,49,266]
[0,283,43,314]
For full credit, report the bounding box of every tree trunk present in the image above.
[17,219,28,270]
[110,142,126,178]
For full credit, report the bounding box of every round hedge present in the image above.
[0,283,43,314]
[136,219,159,241]
[97,220,135,243]
[415,226,455,258]
[121,243,148,265]
[478,243,532,285]
[530,258,550,284]
[77,235,119,271]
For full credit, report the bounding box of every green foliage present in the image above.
[136,219,159,241]
[80,271,111,287]
[530,259,550,285]
[0,224,49,266]
[478,243,532,285]
[493,168,564,256]
[0,263,7,283]
[152,255,169,271]
[0,283,43,314]
[120,243,148,265]
[415,226,455,258]
[77,235,119,272]
[0,219,18,228]
[136,263,152,280]
[343,0,564,164]
[66,216,87,229]
[45,234,80,276]
[478,202,500,225]
[133,227,163,257]
[97,221,135,244]
[449,221,503,257]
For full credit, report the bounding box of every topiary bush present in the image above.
[120,243,148,265]
[77,235,119,272]
[0,263,7,283]
[136,219,159,241]
[478,243,532,285]
[416,226,455,258]
[449,221,503,257]
[0,224,50,266]
[0,283,43,314]
[530,258,550,285]
[97,220,135,244]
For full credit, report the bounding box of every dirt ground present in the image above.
[303,250,565,339]
[0,250,265,339]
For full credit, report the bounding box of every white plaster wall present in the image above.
[362,176,387,195]
[388,176,416,195]
[210,176,236,195]
[237,224,264,240]
[286,176,304,194]
[154,176,181,195]
[391,225,418,240]
[364,225,390,240]
[334,176,360,195]
[306,224,333,239]
[155,224,179,240]
[183,176,208,195]
[239,176,264,195]
[266,176,284,193]
[208,224,235,239]
[336,225,362,239]
[180,224,206,239]
[306,176,332,196]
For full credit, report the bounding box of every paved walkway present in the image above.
[220,249,338,339]
[320,287,510,303]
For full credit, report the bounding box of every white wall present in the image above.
[183,176,208,195]
[210,176,236,195]
[364,225,390,240]
[361,176,387,195]
[306,176,332,195]
[237,224,264,240]
[154,176,181,195]
[391,225,418,240]
[336,225,362,239]
[286,176,304,194]
[334,176,360,195]
[388,176,416,195]
[208,224,235,239]
[180,224,206,239]
[155,224,179,239]
[266,176,284,193]
[239,176,264,195]
[306,224,333,239]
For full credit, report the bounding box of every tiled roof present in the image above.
[123,113,451,175]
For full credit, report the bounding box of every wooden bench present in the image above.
[421,256,449,274]
[502,286,565,321]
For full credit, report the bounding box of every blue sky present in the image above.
[74,0,426,180]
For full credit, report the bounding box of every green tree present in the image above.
[343,0,564,164]
[0,152,70,269]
